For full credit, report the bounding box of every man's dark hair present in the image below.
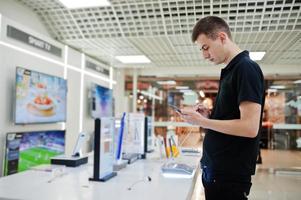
[191,16,232,42]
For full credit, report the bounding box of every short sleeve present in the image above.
[236,62,264,105]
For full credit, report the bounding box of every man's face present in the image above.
[195,33,226,65]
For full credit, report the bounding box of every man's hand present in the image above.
[180,106,208,126]
[193,103,210,118]
[180,101,262,138]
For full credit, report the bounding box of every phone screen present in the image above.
[168,104,183,114]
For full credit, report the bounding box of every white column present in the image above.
[132,69,138,112]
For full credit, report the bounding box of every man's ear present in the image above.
[218,32,227,44]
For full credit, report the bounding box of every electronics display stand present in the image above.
[51,132,88,167]
[113,159,128,171]
[113,113,128,171]
[89,119,117,182]
[144,116,154,155]
[161,162,195,179]
[140,153,146,159]
[122,113,145,164]
[122,153,140,164]
[50,155,88,167]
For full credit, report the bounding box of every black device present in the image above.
[89,118,117,182]
[144,116,154,156]
[168,104,186,115]
[51,156,88,167]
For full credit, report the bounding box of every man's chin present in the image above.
[212,60,222,65]
[209,59,218,64]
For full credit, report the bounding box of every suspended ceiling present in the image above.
[17,0,301,70]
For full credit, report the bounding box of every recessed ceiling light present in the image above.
[115,55,151,64]
[267,89,278,93]
[182,91,195,95]
[176,86,189,90]
[58,0,110,9]
[293,80,301,84]
[157,80,176,85]
[270,85,285,89]
[250,51,266,61]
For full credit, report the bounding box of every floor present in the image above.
[191,149,301,200]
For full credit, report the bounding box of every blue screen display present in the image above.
[91,84,113,118]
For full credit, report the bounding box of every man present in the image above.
[180,16,265,200]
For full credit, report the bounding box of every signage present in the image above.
[86,60,110,76]
[7,25,62,57]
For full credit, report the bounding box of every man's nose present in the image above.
[202,51,209,60]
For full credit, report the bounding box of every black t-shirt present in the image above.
[201,50,265,177]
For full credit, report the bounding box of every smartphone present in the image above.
[168,104,185,115]
[72,132,86,157]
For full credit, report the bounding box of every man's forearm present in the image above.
[201,118,259,138]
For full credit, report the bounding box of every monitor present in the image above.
[90,83,113,118]
[15,67,67,124]
[4,130,65,176]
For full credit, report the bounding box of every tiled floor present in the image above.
[191,149,301,200]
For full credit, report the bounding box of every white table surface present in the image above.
[0,154,200,200]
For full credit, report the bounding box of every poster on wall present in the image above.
[15,67,67,124]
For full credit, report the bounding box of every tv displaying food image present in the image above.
[15,67,67,124]
[4,130,65,176]
[91,83,113,118]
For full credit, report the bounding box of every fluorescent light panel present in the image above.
[293,80,301,84]
[157,80,176,85]
[250,51,266,61]
[180,89,195,94]
[183,92,196,95]
[115,55,151,64]
[58,0,110,8]
[267,89,278,93]
[270,85,286,89]
[176,86,189,90]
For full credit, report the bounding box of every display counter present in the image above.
[0,154,201,200]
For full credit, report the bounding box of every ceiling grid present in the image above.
[16,0,301,68]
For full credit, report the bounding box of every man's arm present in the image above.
[181,101,261,138]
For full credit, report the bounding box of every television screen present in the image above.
[91,83,113,118]
[4,130,65,176]
[15,67,67,124]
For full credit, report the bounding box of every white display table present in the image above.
[0,154,200,200]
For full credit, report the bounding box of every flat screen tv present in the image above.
[90,83,113,118]
[4,130,65,176]
[15,67,67,124]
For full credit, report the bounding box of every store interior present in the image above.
[0,0,300,199]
